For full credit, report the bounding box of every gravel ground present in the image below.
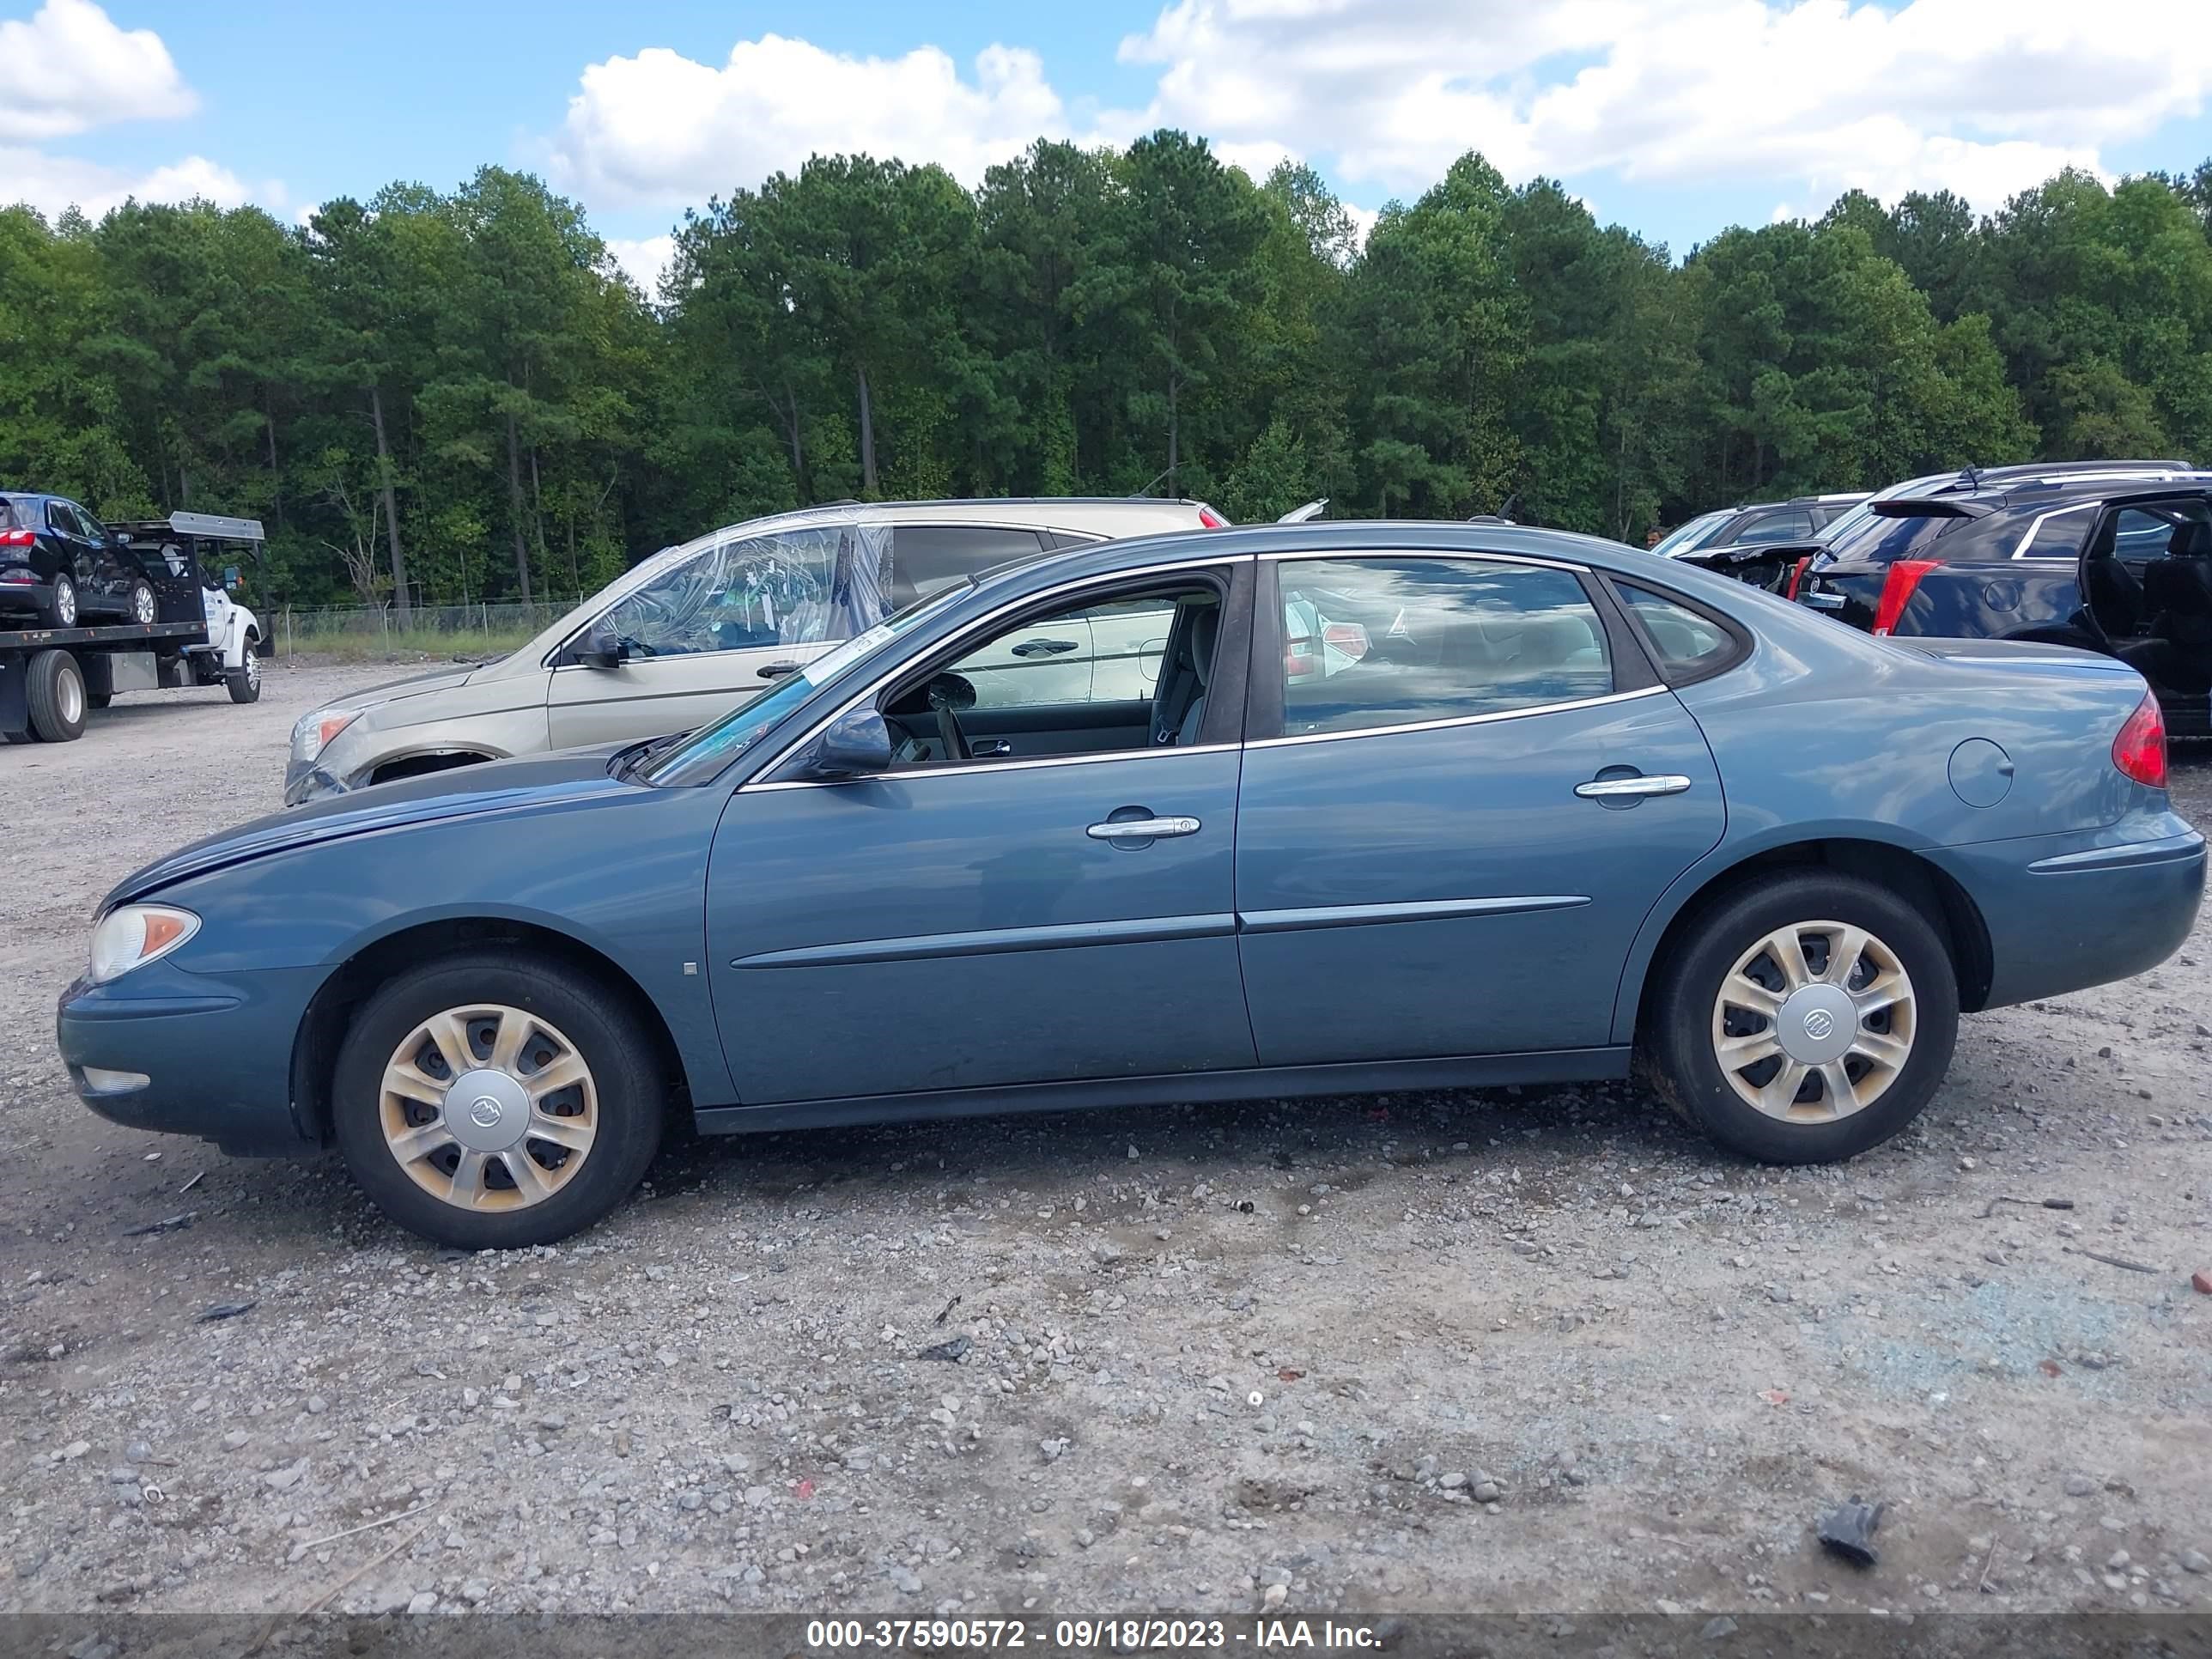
[1,656,2209,1620]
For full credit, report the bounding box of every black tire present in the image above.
[125,578,157,626]
[226,641,261,703]
[1638,871,1959,1164]
[331,951,665,1248]
[46,574,77,629]
[25,648,87,742]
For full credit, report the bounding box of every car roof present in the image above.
[776,497,1218,535]
[1871,463,2212,513]
[966,518,1677,596]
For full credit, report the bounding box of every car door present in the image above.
[1234,551,1727,1065]
[702,559,1257,1105]
[547,520,890,748]
[70,504,130,602]
[45,501,98,603]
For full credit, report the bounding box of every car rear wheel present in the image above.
[47,574,77,628]
[331,952,664,1248]
[1639,872,1958,1164]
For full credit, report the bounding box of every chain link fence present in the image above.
[272,599,581,660]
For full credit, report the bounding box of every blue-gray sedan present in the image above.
[58,523,2205,1247]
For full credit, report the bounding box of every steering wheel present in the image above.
[926,672,977,763]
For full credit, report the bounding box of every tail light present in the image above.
[1322,622,1369,661]
[1284,631,1316,678]
[1784,556,1813,600]
[1196,506,1228,529]
[1870,559,1942,635]
[2112,693,2167,789]
[0,528,34,549]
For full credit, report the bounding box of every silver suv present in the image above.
[286,498,1224,805]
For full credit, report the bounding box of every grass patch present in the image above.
[276,625,541,664]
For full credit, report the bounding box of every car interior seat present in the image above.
[2147,520,2212,647]
[2080,517,2146,640]
[1151,600,1218,744]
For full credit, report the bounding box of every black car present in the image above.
[0,491,158,629]
[1798,461,2212,734]
[1653,494,1868,562]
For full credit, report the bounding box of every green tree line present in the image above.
[4,136,2210,610]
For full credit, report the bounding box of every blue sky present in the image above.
[10,0,2212,289]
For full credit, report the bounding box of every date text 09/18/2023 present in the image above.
[802,1618,1384,1650]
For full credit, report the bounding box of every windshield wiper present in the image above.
[614,728,693,783]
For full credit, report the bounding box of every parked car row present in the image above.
[1668,461,2212,738]
[60,502,2203,1248]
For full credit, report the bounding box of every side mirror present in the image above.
[574,623,627,668]
[795,708,891,780]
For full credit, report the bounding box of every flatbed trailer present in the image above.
[0,620,214,742]
[1,511,265,743]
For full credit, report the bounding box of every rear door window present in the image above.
[886,526,1048,610]
[2106,499,2212,567]
[1274,557,1613,736]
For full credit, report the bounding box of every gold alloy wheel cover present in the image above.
[378,1003,599,1212]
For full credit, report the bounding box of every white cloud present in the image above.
[0,2,286,225]
[0,147,255,221]
[1113,0,2212,212]
[550,34,1068,206]
[605,233,676,298]
[0,0,194,142]
[545,3,2212,233]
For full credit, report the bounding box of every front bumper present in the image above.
[56,959,326,1155]
[1929,813,2206,1010]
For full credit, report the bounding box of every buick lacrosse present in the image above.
[60,523,2203,1247]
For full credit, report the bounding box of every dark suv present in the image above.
[1798,461,2212,734]
[0,491,157,629]
[1653,494,1867,562]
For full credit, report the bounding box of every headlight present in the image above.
[291,705,362,763]
[88,905,201,985]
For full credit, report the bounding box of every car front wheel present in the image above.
[331,952,664,1248]
[126,578,156,625]
[1639,872,1959,1164]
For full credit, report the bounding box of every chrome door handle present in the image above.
[1012,638,1080,658]
[1575,775,1692,799]
[1086,815,1202,840]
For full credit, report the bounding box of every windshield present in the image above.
[1810,497,1877,554]
[1650,510,1730,558]
[641,580,973,787]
